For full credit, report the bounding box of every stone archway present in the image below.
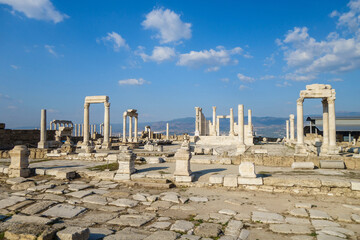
[295,84,338,155]
[82,96,110,149]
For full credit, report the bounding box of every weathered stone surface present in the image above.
[225,220,243,237]
[34,193,66,202]
[285,217,310,225]
[68,184,92,191]
[4,223,47,240]
[143,230,180,240]
[223,175,238,187]
[66,190,94,198]
[209,213,232,224]
[252,211,284,223]
[180,234,201,240]
[291,162,314,169]
[80,212,118,224]
[289,208,308,217]
[295,203,313,209]
[6,214,53,225]
[311,220,340,229]
[104,227,150,240]
[56,227,90,240]
[308,209,331,220]
[109,198,138,208]
[238,229,250,240]
[238,177,263,185]
[194,223,222,238]
[161,194,180,203]
[351,213,360,223]
[7,200,34,211]
[219,209,237,216]
[351,181,360,191]
[6,177,28,185]
[42,204,86,219]
[269,224,312,234]
[146,221,171,230]
[107,214,155,227]
[11,181,36,191]
[209,174,224,184]
[82,195,108,205]
[88,228,114,240]
[0,196,26,209]
[318,229,346,239]
[21,201,56,215]
[316,232,345,240]
[132,193,149,202]
[189,197,208,202]
[320,160,345,169]
[321,179,350,188]
[170,220,194,233]
[322,227,355,237]
[239,162,256,178]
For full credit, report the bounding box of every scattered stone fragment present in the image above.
[252,211,284,223]
[308,209,332,220]
[189,197,208,202]
[42,204,86,219]
[80,211,118,224]
[225,220,243,237]
[269,224,312,234]
[28,184,55,192]
[132,193,149,202]
[146,195,159,202]
[170,220,194,233]
[109,198,138,208]
[4,223,47,240]
[342,204,360,211]
[290,236,313,240]
[104,227,150,240]
[6,177,28,185]
[194,223,222,238]
[295,203,313,209]
[143,230,180,240]
[21,201,56,215]
[238,229,250,240]
[179,196,189,204]
[322,227,355,237]
[56,227,90,240]
[311,219,340,229]
[34,193,66,202]
[209,213,232,224]
[316,232,345,240]
[234,212,251,221]
[351,213,360,223]
[219,209,237,216]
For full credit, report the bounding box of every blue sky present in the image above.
[0,0,359,128]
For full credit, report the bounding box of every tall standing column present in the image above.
[229,108,234,136]
[296,98,304,145]
[110,125,112,137]
[83,103,90,146]
[94,124,97,134]
[321,99,329,153]
[81,124,84,136]
[74,124,77,136]
[216,117,220,136]
[328,97,337,154]
[49,121,52,130]
[103,102,110,148]
[195,107,200,136]
[123,112,127,142]
[286,120,289,140]
[237,104,245,153]
[38,109,47,148]
[248,109,252,131]
[166,123,169,140]
[290,114,295,141]
[212,106,217,136]
[134,116,138,142]
[129,116,133,142]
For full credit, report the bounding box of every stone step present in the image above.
[132,178,171,184]
[127,181,175,189]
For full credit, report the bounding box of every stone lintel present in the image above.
[85,96,109,104]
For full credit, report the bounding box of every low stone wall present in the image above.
[234,154,360,170]
[0,148,48,159]
[0,129,55,150]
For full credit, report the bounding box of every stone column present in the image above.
[83,103,90,146]
[248,109,252,128]
[229,108,235,136]
[49,121,52,130]
[216,117,220,136]
[195,107,200,136]
[134,116,138,142]
[38,109,47,149]
[103,102,110,148]
[81,124,84,136]
[237,104,245,154]
[123,112,127,142]
[110,125,112,137]
[166,123,169,140]
[74,124,77,136]
[212,106,217,136]
[328,97,338,154]
[296,98,304,145]
[129,116,133,142]
[286,120,289,140]
[290,114,295,141]
[321,98,329,153]
[94,124,97,133]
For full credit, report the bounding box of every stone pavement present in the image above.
[0,172,359,240]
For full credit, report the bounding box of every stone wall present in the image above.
[0,129,55,150]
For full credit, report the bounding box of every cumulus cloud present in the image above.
[139,46,176,63]
[0,0,68,23]
[142,8,191,44]
[118,78,150,86]
[177,46,242,71]
[99,32,129,51]
[278,0,360,81]
[237,73,255,83]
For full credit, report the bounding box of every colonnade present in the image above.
[123,109,138,142]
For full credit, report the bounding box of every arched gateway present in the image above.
[295,84,339,155]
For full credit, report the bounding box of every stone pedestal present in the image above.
[239,162,256,178]
[8,145,31,178]
[174,142,193,182]
[115,150,136,181]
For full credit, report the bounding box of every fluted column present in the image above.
[103,102,110,148]
[134,116,138,142]
[129,116,133,142]
[286,120,289,140]
[321,98,329,153]
[212,106,217,136]
[83,103,90,146]
[195,107,200,136]
[123,112,127,142]
[290,114,295,141]
[328,97,337,152]
[296,98,304,145]
[38,109,47,148]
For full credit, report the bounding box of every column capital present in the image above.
[212,106,216,110]
[104,102,110,108]
[327,97,336,104]
[297,98,304,105]
[84,103,90,108]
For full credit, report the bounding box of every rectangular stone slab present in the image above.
[42,204,86,219]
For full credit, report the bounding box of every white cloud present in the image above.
[0,0,68,23]
[177,46,243,70]
[328,78,344,82]
[237,73,255,83]
[139,46,176,63]
[284,73,316,82]
[260,75,275,80]
[142,8,191,44]
[44,45,57,56]
[276,81,292,87]
[239,85,250,91]
[10,65,19,69]
[118,78,150,86]
[205,66,220,72]
[99,32,129,51]
[278,0,360,80]
[220,78,229,82]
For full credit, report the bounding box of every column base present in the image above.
[295,144,308,156]
[174,174,194,183]
[102,142,111,150]
[327,145,340,155]
[37,141,48,149]
[194,131,200,137]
